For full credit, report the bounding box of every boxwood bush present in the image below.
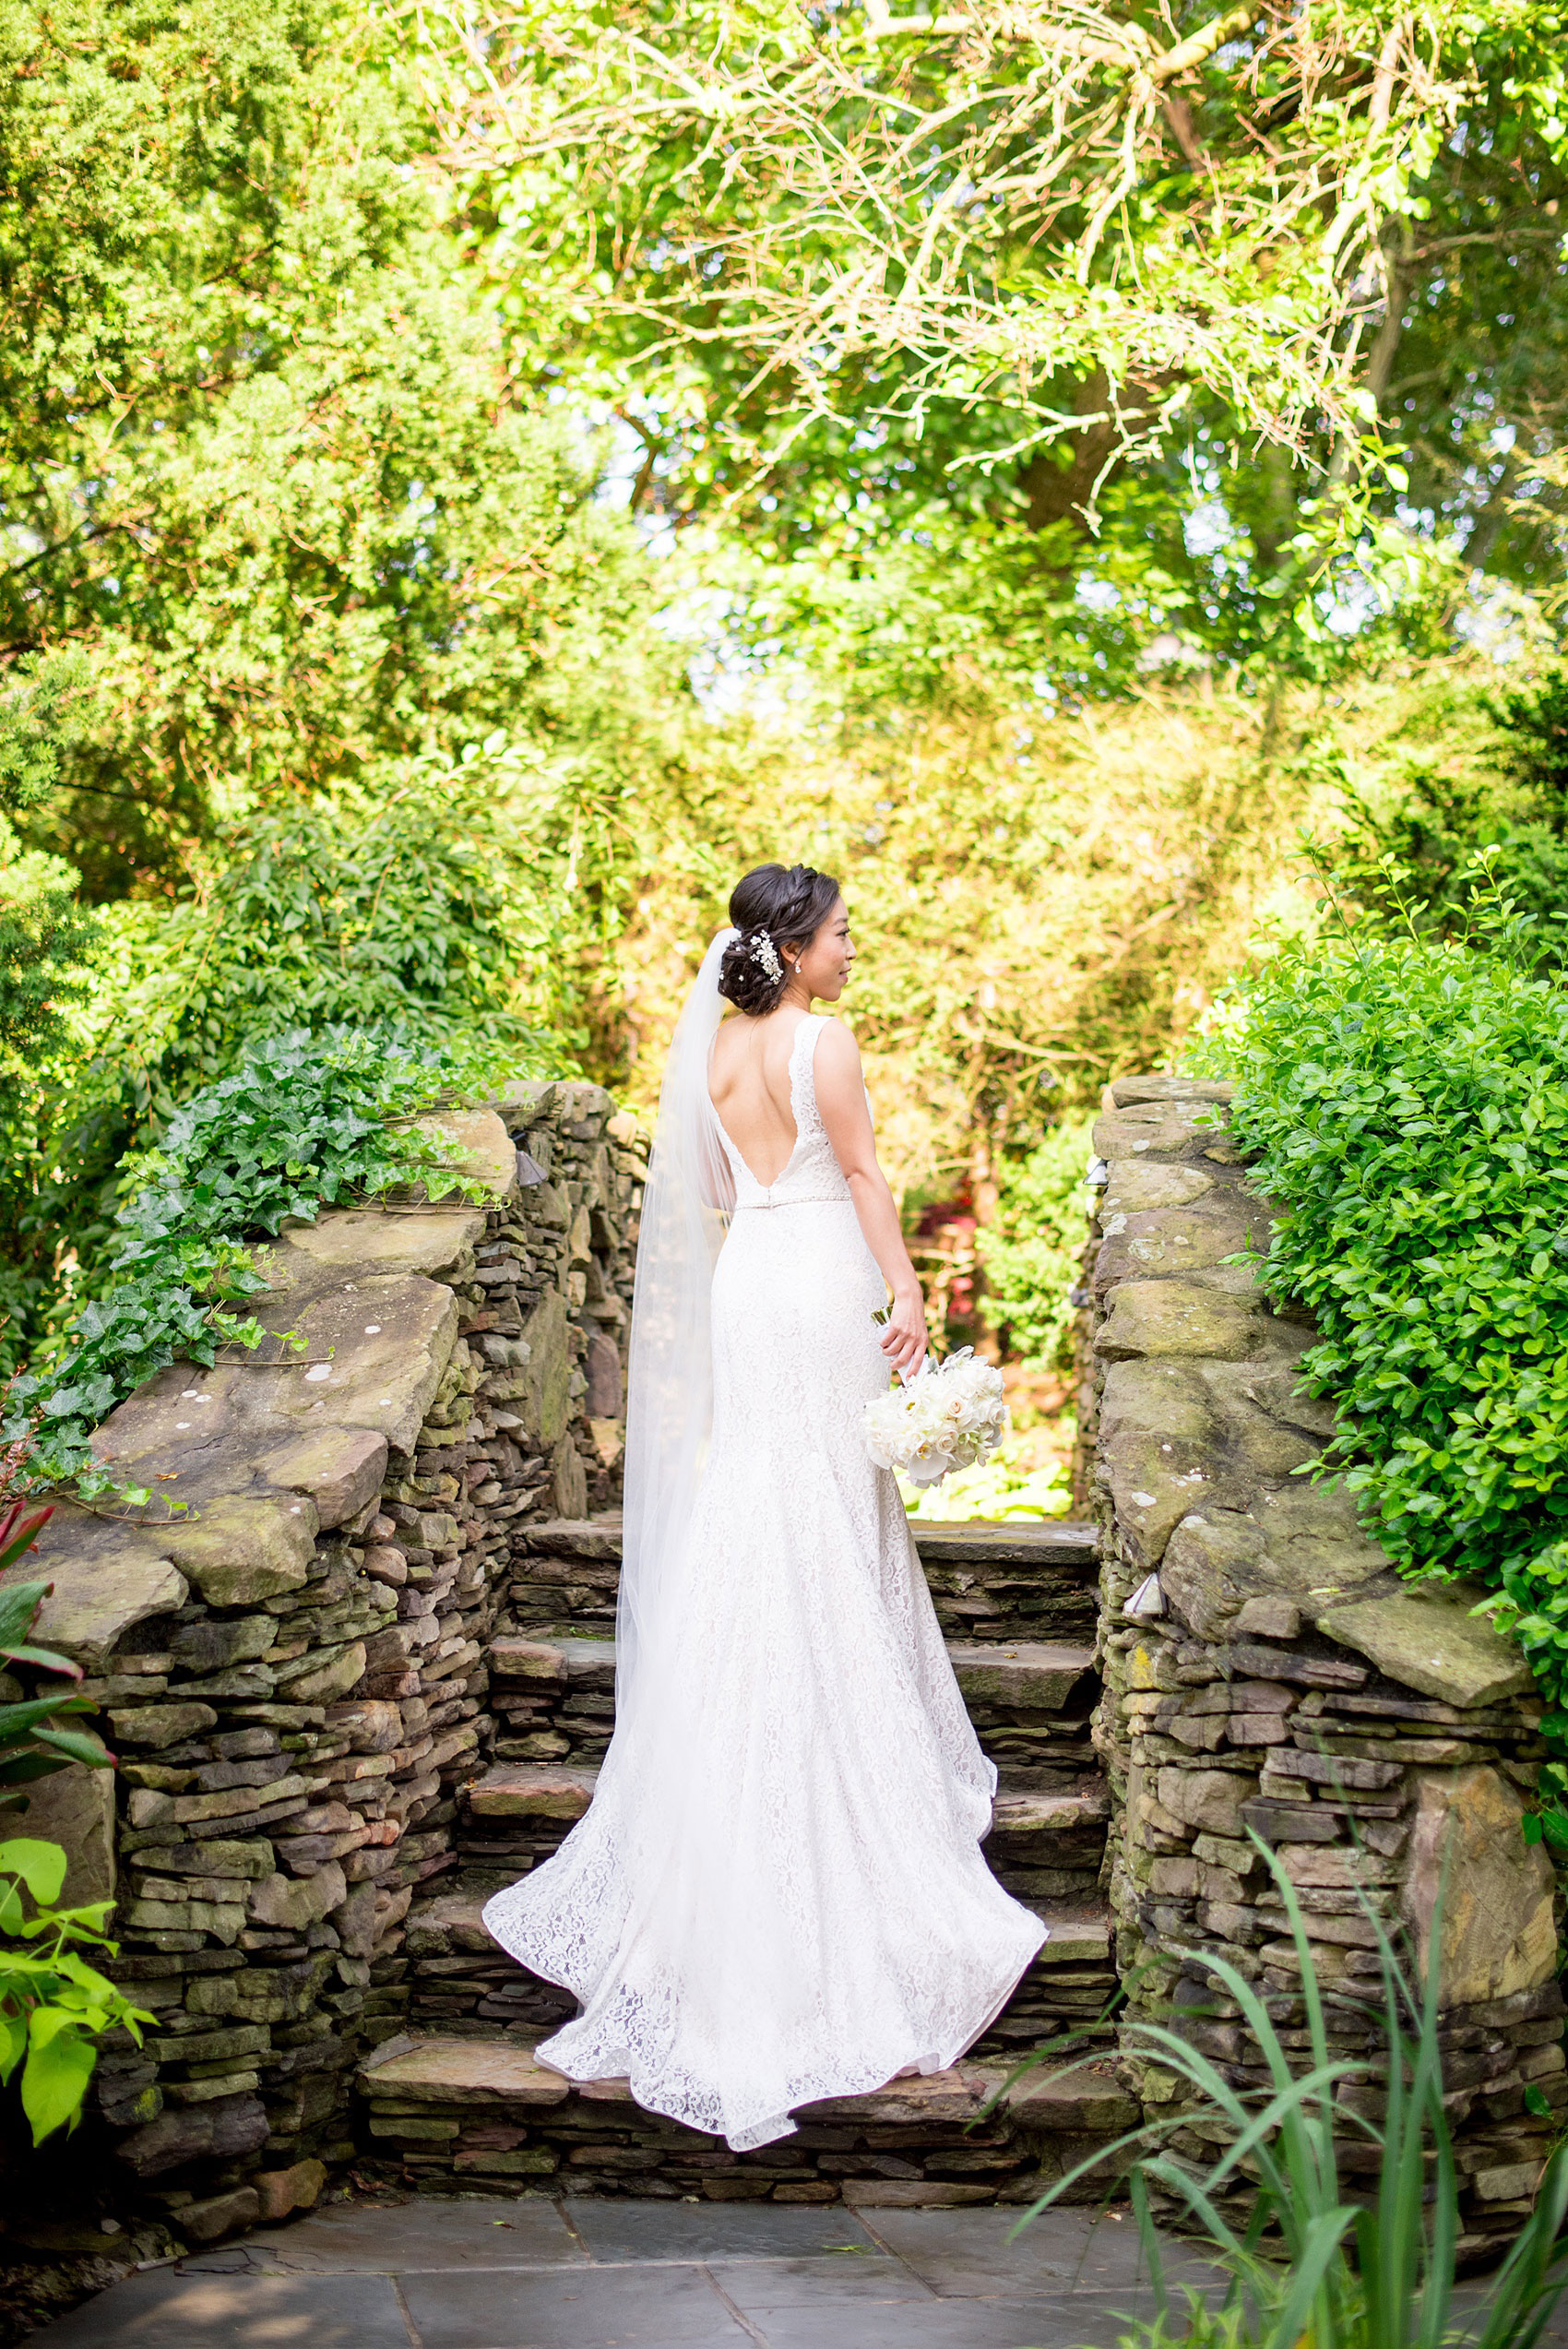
[1194,882,1568,1781]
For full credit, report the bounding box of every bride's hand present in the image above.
[881,1285,927,1378]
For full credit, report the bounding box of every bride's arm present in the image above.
[814,1020,927,1377]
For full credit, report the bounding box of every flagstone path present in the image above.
[25,2192,1223,2348]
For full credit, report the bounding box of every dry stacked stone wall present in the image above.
[1085,1073,1566,2258]
[6,1060,1563,2270]
[2,1082,642,2250]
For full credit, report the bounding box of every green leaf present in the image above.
[0,1694,95,1740]
[28,1727,113,1769]
[0,1580,49,1647]
[0,1644,81,1677]
[20,2022,97,2144]
[0,1839,68,1903]
[0,2010,26,2083]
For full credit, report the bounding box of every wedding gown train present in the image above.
[482,1011,1046,2151]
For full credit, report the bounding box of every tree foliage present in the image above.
[0,1509,110,1800]
[1319,668,1568,959]
[0,0,676,1365]
[410,0,1568,662]
[0,740,616,1370]
[0,0,664,899]
[981,1114,1097,1367]
[6,0,1568,1426]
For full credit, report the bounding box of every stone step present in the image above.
[401,1877,1117,2060]
[489,1634,616,1687]
[488,1632,1094,1705]
[989,1783,1111,1899]
[355,2030,1138,2205]
[408,1822,1112,1973]
[507,1514,1100,1645]
[490,1635,1088,1710]
[513,1516,1099,1570]
[458,1760,1108,1845]
[945,1640,1096,1711]
[483,1631,1099,1775]
[912,1522,1098,1572]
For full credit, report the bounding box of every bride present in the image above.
[483,862,1045,2151]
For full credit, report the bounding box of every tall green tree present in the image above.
[0,0,699,1370]
[0,0,666,899]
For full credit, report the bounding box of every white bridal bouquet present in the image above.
[862,1345,1010,1490]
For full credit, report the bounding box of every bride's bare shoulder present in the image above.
[812,1017,864,1089]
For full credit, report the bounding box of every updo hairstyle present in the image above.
[717,863,842,1016]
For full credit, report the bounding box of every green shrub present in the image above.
[1191,883,1568,1774]
[980,1113,1096,1368]
[0,745,585,1375]
[5,1024,507,1492]
[0,1507,135,2148]
[1327,788,1568,962]
[79,745,600,1107]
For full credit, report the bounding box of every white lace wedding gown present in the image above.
[483,1013,1046,2150]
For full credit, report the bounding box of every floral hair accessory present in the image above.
[749,930,783,984]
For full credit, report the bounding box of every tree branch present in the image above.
[5,518,149,586]
[1147,6,1259,87]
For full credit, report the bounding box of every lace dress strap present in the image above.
[788,1014,827,1139]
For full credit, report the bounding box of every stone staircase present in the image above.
[357,1514,1139,2204]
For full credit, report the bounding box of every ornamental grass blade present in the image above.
[1119,2013,1356,2234]
[1467,2143,1568,2349]
[1348,1835,1459,2349]
[0,1643,82,1677]
[1007,2107,1170,2234]
[1264,2203,1358,2349]
[0,1752,75,1788]
[1129,2165,1170,2331]
[1133,2150,1257,2273]
[30,1725,113,1768]
[1254,1842,1343,2223]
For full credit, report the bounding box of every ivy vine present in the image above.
[6,1026,505,1494]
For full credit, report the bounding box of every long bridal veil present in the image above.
[615,927,737,1719]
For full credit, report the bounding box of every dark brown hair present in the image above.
[717,863,842,1015]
